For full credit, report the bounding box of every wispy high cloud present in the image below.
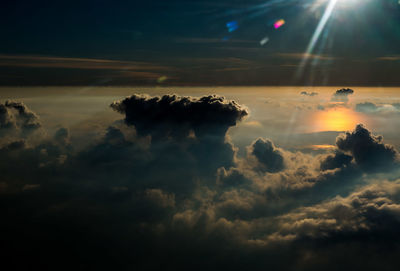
[175,38,256,44]
[277,53,336,61]
[0,54,170,72]
[376,56,400,61]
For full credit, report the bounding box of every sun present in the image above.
[310,107,366,132]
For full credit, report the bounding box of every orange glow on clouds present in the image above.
[309,107,366,132]
[308,144,336,150]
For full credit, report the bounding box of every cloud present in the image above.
[336,124,398,172]
[2,94,400,271]
[300,91,318,97]
[319,151,353,171]
[249,138,285,173]
[393,103,400,110]
[54,127,71,146]
[376,56,400,61]
[355,102,400,114]
[0,55,174,84]
[0,54,170,72]
[277,53,335,61]
[0,100,41,142]
[217,137,362,218]
[110,94,248,139]
[175,38,255,44]
[355,102,379,113]
[144,189,176,208]
[275,180,400,242]
[331,88,354,102]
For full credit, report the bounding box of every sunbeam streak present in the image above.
[296,0,338,78]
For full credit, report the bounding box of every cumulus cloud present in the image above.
[0,100,41,141]
[2,94,400,271]
[331,88,354,102]
[300,91,318,97]
[355,102,400,114]
[53,127,71,146]
[320,151,353,171]
[249,138,285,173]
[110,94,248,139]
[336,124,398,172]
[275,180,400,241]
[108,94,250,184]
[216,137,363,218]
[355,102,379,113]
[144,188,175,208]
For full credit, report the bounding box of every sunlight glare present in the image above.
[337,0,361,9]
[310,107,365,132]
[296,0,338,78]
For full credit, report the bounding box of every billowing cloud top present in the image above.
[110,94,248,138]
[332,88,354,102]
[336,124,398,171]
[250,138,285,172]
[334,88,354,96]
[0,101,41,141]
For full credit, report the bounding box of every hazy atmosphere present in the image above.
[2,1,400,271]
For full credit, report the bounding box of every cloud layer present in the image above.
[1,94,400,270]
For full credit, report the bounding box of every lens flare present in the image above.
[226,21,239,32]
[157,76,168,83]
[260,36,270,46]
[274,19,285,29]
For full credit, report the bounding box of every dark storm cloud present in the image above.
[72,94,249,196]
[334,88,355,96]
[336,124,398,172]
[110,94,248,138]
[331,88,354,102]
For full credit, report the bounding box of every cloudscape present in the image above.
[2,1,400,270]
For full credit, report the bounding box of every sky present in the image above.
[1,0,400,86]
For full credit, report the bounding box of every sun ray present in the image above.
[296,0,338,78]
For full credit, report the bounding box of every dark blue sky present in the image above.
[1,0,400,85]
